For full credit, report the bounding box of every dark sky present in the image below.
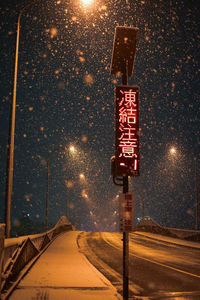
[0,0,199,234]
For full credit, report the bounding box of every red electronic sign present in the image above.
[115,86,139,177]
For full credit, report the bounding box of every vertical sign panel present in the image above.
[119,194,135,232]
[115,86,139,177]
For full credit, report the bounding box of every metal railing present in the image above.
[1,216,73,298]
[136,216,200,242]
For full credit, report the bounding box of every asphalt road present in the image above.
[78,231,200,299]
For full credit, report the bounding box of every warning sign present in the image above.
[119,193,135,232]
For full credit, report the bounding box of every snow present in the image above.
[134,231,200,250]
[4,216,70,248]
[4,233,43,248]
[10,231,121,300]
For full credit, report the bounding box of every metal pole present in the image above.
[46,154,50,231]
[141,198,144,218]
[66,187,68,220]
[194,156,199,230]
[122,59,129,300]
[45,148,59,231]
[5,12,21,238]
[123,176,129,300]
[5,0,42,238]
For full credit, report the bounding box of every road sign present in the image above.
[119,194,135,232]
[115,85,139,177]
[111,26,139,77]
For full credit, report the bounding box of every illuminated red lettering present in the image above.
[115,86,139,176]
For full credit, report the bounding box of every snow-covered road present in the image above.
[80,231,200,299]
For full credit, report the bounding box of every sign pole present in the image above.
[123,177,129,300]
[110,26,139,300]
[122,60,129,300]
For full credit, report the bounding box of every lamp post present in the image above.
[46,147,67,231]
[46,149,59,232]
[5,0,95,237]
[46,151,51,232]
[65,184,68,220]
[170,147,199,230]
[46,145,77,230]
[5,0,42,238]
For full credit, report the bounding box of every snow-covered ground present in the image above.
[8,231,121,300]
[134,231,200,249]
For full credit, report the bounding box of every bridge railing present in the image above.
[1,216,73,297]
[136,216,200,242]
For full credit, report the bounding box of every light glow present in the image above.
[79,173,85,180]
[69,146,75,152]
[170,147,176,155]
[81,0,93,7]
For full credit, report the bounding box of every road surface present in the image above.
[79,231,200,299]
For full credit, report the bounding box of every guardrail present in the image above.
[136,216,200,242]
[160,226,200,242]
[0,216,73,298]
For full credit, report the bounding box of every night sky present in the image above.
[0,0,199,234]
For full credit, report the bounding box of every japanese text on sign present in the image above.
[115,86,139,176]
[119,193,135,232]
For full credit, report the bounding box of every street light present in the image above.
[5,0,96,237]
[5,0,43,238]
[65,146,78,220]
[46,145,77,230]
[46,148,59,232]
[81,0,93,6]
[4,0,84,237]
[170,147,199,230]
[69,145,75,153]
[79,173,85,180]
[170,147,176,155]
[65,179,73,220]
